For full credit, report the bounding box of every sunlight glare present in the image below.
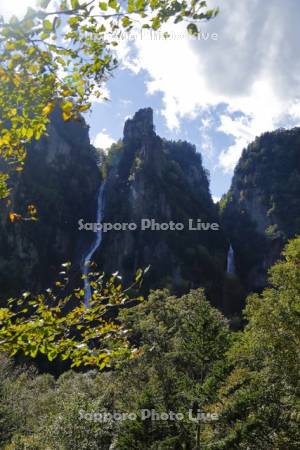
[0,0,39,20]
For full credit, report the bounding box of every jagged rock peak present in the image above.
[123,107,154,141]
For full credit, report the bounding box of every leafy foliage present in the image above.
[0,288,231,449]
[1,237,300,449]
[0,0,218,198]
[114,288,231,449]
[0,267,146,370]
[210,237,300,449]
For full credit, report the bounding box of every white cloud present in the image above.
[93,130,114,150]
[117,0,300,172]
[199,115,216,160]
[120,99,133,106]
[0,0,37,19]
[217,113,257,172]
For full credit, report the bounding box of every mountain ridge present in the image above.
[1,107,300,315]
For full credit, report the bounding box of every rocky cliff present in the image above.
[97,109,228,304]
[6,107,297,314]
[220,127,300,292]
[0,107,101,301]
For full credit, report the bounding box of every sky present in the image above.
[2,0,300,201]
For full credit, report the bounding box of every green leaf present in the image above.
[71,0,80,9]
[78,103,91,112]
[150,0,159,8]
[68,16,80,27]
[174,15,183,24]
[99,1,108,11]
[127,0,135,13]
[99,360,108,370]
[136,0,145,10]
[151,16,161,30]
[40,31,49,40]
[48,349,58,361]
[108,0,119,11]
[26,129,34,139]
[206,9,214,19]
[122,16,131,27]
[62,101,73,112]
[135,268,143,282]
[187,23,198,36]
[43,19,52,31]
[56,56,66,66]
[30,345,39,358]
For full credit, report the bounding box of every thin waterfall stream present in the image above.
[227,244,235,274]
[81,181,106,306]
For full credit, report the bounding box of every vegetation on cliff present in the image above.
[0,108,101,300]
[221,127,300,291]
[98,109,228,305]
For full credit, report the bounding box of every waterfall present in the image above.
[227,244,235,274]
[81,181,106,306]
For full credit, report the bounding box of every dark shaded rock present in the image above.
[0,107,101,301]
[220,127,300,293]
[97,108,228,306]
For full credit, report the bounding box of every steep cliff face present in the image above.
[0,108,101,300]
[5,106,287,312]
[97,109,228,303]
[221,127,300,291]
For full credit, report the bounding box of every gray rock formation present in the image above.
[0,107,101,300]
[97,108,227,303]
[221,127,300,292]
